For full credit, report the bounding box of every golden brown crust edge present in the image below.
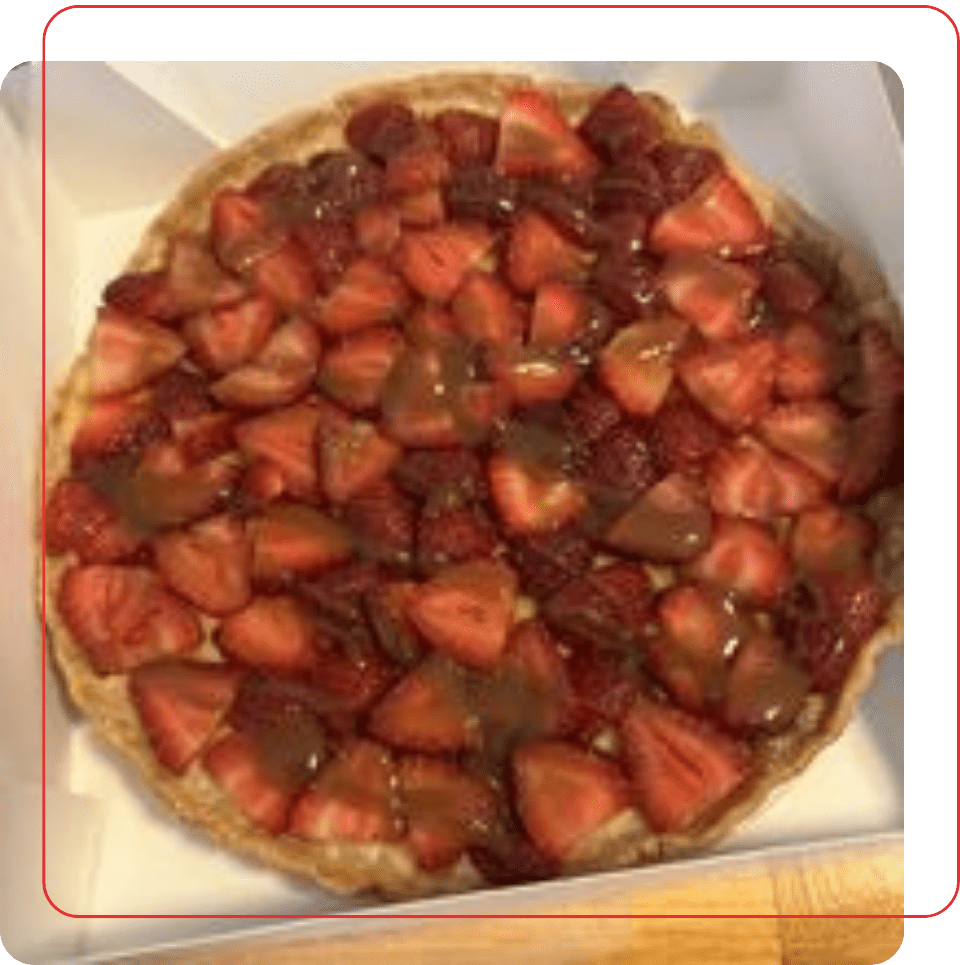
[39,71,904,901]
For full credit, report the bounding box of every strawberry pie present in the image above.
[41,74,904,897]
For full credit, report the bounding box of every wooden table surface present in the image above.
[122,838,903,965]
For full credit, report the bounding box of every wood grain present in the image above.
[118,839,903,965]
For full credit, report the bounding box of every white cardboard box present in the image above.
[0,61,903,964]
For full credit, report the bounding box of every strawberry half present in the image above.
[318,326,406,411]
[491,345,580,408]
[761,257,824,315]
[217,595,321,675]
[649,395,727,475]
[57,564,202,675]
[209,189,283,273]
[488,453,588,535]
[396,224,495,303]
[513,740,630,863]
[578,84,664,163]
[417,503,499,572]
[790,504,875,575]
[69,391,167,467]
[318,258,409,334]
[250,239,316,308]
[758,401,849,484]
[129,659,241,773]
[530,280,589,348]
[317,406,401,503]
[184,295,278,375]
[247,504,353,583]
[775,316,838,400]
[44,477,143,563]
[451,272,525,346]
[163,234,247,316]
[342,478,416,567]
[506,210,588,294]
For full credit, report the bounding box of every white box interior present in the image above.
[0,61,903,964]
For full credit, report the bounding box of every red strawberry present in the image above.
[530,280,588,347]
[399,756,499,870]
[678,334,779,430]
[506,210,588,294]
[203,730,296,833]
[838,406,902,500]
[660,254,761,341]
[44,477,142,562]
[561,382,622,448]
[248,504,353,583]
[154,514,252,617]
[57,564,202,674]
[649,395,727,474]
[369,658,477,752]
[171,411,237,464]
[364,581,423,667]
[211,317,322,410]
[318,326,406,411]
[707,436,827,521]
[234,400,323,499]
[289,740,400,843]
[129,659,241,773]
[317,406,401,503]
[451,272,525,346]
[566,647,644,736]
[513,741,629,862]
[488,453,587,535]
[239,458,288,507]
[385,138,452,195]
[69,392,167,467]
[604,472,712,563]
[790,504,875,575]
[89,307,187,398]
[342,478,416,567]
[184,295,278,374]
[404,304,457,340]
[775,316,838,400]
[578,84,664,163]
[649,173,768,257]
[620,696,749,833]
[102,270,177,321]
[690,517,789,604]
[492,345,580,407]
[217,595,321,675]
[508,527,594,597]
[840,320,904,411]
[209,189,283,273]
[758,401,849,483]
[598,316,690,417]
[408,560,518,668]
[586,423,658,497]
[345,101,420,162]
[318,258,409,334]
[355,203,403,258]
[761,257,824,315]
[392,446,488,505]
[250,240,316,308]
[149,367,214,422]
[417,503,499,572]
[309,644,396,715]
[432,109,499,167]
[722,632,810,733]
[396,224,495,303]
[495,88,599,181]
[396,188,446,226]
[163,234,247,316]
[292,217,356,294]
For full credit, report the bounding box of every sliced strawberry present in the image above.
[318,326,406,412]
[775,316,839,401]
[488,453,587,535]
[89,307,187,398]
[203,730,296,833]
[506,210,588,294]
[239,458,288,507]
[758,401,849,483]
[250,239,316,308]
[790,504,875,575]
[598,316,690,417]
[722,632,810,733]
[585,422,658,498]
[678,334,778,430]
[69,391,167,467]
[508,527,594,598]
[217,595,321,675]
[396,224,495,303]
[649,173,768,257]
[404,304,457,340]
[761,257,824,315]
[649,395,727,475]
[578,84,664,163]
[355,203,403,258]
[102,270,177,321]
[513,740,630,862]
[530,280,589,348]
[318,258,409,334]
[57,564,202,674]
[289,739,400,843]
[495,88,599,181]
[840,320,904,411]
[211,317,322,410]
[707,436,827,521]
[345,101,420,162]
[163,233,247,316]
[342,478,416,567]
[234,400,323,499]
[432,109,499,168]
[561,382,622,449]
[392,446,488,505]
[129,659,241,773]
[621,696,750,833]
[492,345,580,407]
[369,658,477,753]
[451,272,525,346]
[149,367,214,422]
[385,138,452,195]
[690,517,789,604]
[399,756,499,871]
[660,254,761,341]
[838,407,902,500]
[184,295,278,374]
[309,643,397,716]
[317,405,401,504]
[566,647,644,736]
[248,504,353,583]
[417,502,499,572]
[209,189,283,273]
[651,142,723,205]
[154,514,252,616]
[44,477,142,562]
[408,560,518,668]
[604,472,712,562]
[171,411,237,464]
[364,580,424,667]
[292,217,356,294]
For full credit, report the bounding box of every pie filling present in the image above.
[44,82,903,887]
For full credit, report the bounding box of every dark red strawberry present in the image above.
[690,517,789,605]
[761,256,824,315]
[291,217,356,294]
[154,514,252,616]
[567,647,644,734]
[591,247,659,318]
[399,756,499,871]
[650,142,724,206]
[649,172,768,257]
[620,696,750,833]
[248,504,353,584]
[678,334,778,430]
[395,224,495,303]
[289,739,400,843]
[355,203,403,258]
[841,320,904,411]
[317,405,401,503]
[69,392,168,467]
[774,316,839,401]
[44,477,142,562]
[102,270,177,321]
[318,258,409,334]
[301,562,385,632]
[837,406,902,500]
[309,644,396,716]
[364,581,423,667]
[790,504,875,575]
[660,254,761,341]
[432,109,499,168]
[392,446,488,506]
[57,564,202,674]
[495,88,598,181]
[444,166,519,225]
[345,101,420,162]
[586,422,658,497]
[578,84,664,162]
[758,401,849,484]
[513,741,629,862]
[451,271,525,346]
[184,295,278,374]
[508,527,594,598]
[129,659,241,773]
[149,367,214,423]
[171,411,237,464]
[468,836,557,887]
[506,210,588,294]
[303,149,387,219]
[598,316,690,417]
[217,595,321,675]
[318,326,406,411]
[342,478,416,567]
[417,503,499,572]
[649,395,727,475]
[488,453,587,535]
[561,382,622,449]
[408,560,518,668]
